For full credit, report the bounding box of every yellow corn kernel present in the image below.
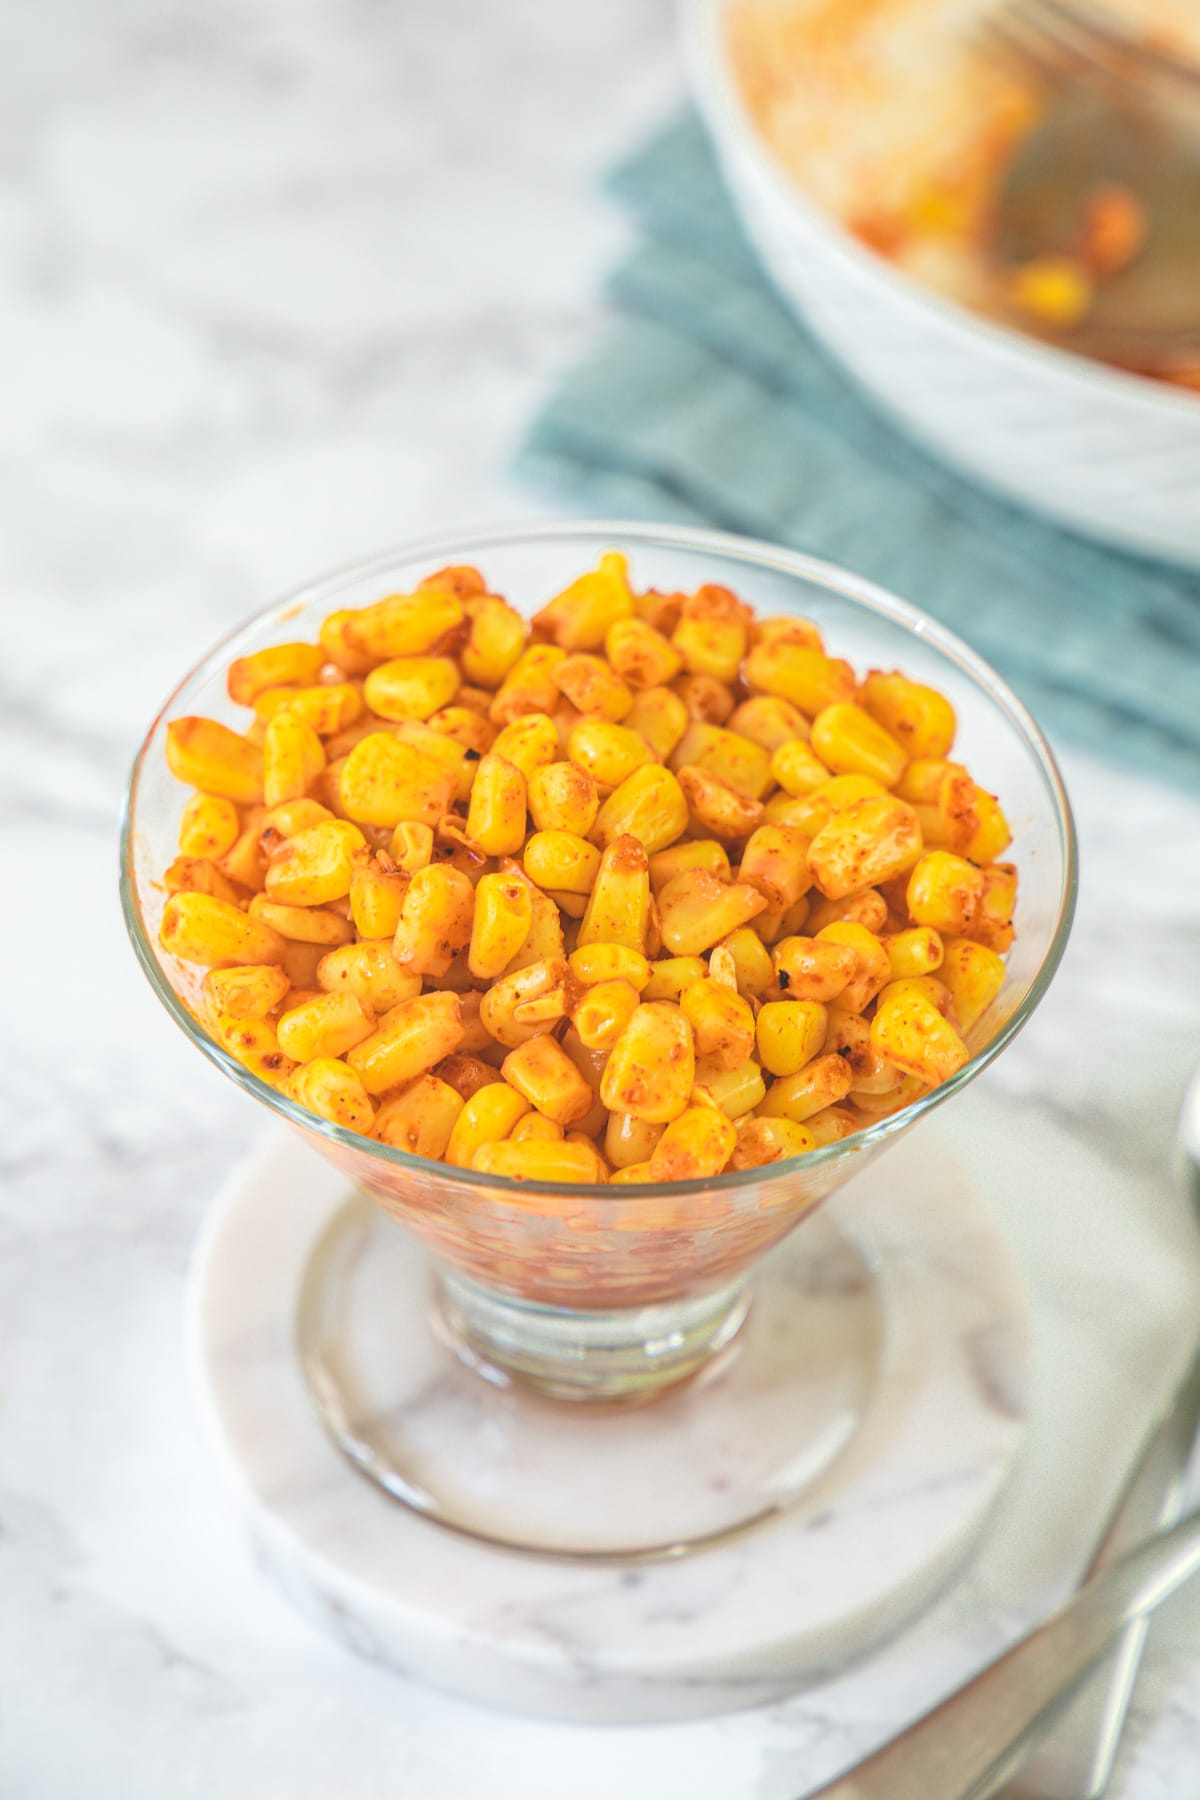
[806,796,923,900]
[708,944,738,989]
[571,978,641,1051]
[578,835,651,951]
[479,956,569,1047]
[677,766,763,839]
[177,794,240,861]
[316,941,421,1012]
[488,713,558,783]
[568,943,651,991]
[940,937,1006,1033]
[679,977,756,1070]
[549,652,633,721]
[459,597,526,689]
[277,991,375,1062]
[769,739,832,797]
[743,642,857,716]
[728,694,811,753]
[822,1007,902,1095]
[692,1055,767,1118]
[648,1105,736,1180]
[671,615,745,687]
[871,989,969,1086]
[435,1054,502,1103]
[815,921,890,1012]
[757,1052,855,1121]
[771,934,855,1002]
[471,1139,603,1183]
[717,926,775,998]
[600,1002,695,1123]
[805,1105,860,1147]
[166,716,264,804]
[1008,254,1094,328]
[373,1075,465,1158]
[648,840,731,895]
[531,554,634,650]
[590,765,688,855]
[261,798,335,842]
[625,685,689,760]
[810,702,907,786]
[963,787,1012,864]
[659,870,766,960]
[523,829,601,895]
[496,872,565,975]
[201,964,291,1019]
[674,672,735,724]
[428,706,495,766]
[210,1012,296,1087]
[510,1113,566,1145]
[604,1110,665,1169]
[346,851,405,939]
[254,683,364,736]
[343,592,463,661]
[281,940,325,988]
[860,670,956,760]
[339,732,458,829]
[227,641,324,706]
[906,851,984,934]
[610,1160,654,1185]
[814,774,888,812]
[755,615,824,651]
[284,1057,375,1133]
[567,719,655,791]
[604,617,682,690]
[160,891,286,968]
[263,819,366,908]
[895,757,967,805]
[318,609,378,676]
[489,644,566,726]
[248,895,356,945]
[388,820,435,873]
[737,823,813,915]
[443,1080,532,1166]
[163,854,245,906]
[730,1116,815,1169]
[642,956,710,1002]
[805,888,889,934]
[501,1034,595,1126]
[220,810,273,891]
[468,872,533,980]
[968,863,1018,954]
[668,722,772,800]
[391,863,474,977]
[458,751,523,856]
[347,990,463,1096]
[363,655,459,723]
[763,794,835,840]
[526,760,599,837]
[881,926,944,978]
[261,713,326,809]
[755,999,828,1076]
[911,767,985,853]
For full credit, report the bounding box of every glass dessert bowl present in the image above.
[121,522,1076,1558]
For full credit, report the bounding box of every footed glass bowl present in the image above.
[122,522,1076,1557]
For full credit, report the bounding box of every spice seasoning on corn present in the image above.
[157,553,1018,1180]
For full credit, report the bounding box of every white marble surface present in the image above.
[4,0,1200,1793]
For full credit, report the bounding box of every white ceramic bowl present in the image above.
[682,0,1200,570]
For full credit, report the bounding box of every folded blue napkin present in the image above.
[517,113,1200,791]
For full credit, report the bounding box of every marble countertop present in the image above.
[5,0,1200,1793]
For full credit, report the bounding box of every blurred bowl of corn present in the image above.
[122,522,1075,1422]
[683,0,1200,568]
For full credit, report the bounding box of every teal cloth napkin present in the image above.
[517,113,1200,792]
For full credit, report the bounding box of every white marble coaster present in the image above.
[187,1121,1031,1722]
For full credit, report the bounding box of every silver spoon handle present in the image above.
[807,1505,1200,1800]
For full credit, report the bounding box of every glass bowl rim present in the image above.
[120,517,1078,1200]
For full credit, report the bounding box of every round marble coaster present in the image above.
[188,1122,1031,1722]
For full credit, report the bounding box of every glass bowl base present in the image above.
[296,1195,884,1558]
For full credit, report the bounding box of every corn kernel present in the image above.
[962,787,1012,864]
[501,1035,595,1126]
[609,1160,654,1185]
[471,1139,603,1183]
[527,761,599,836]
[755,999,827,1076]
[178,794,240,861]
[657,869,767,956]
[210,1012,296,1087]
[737,823,813,915]
[679,977,756,1069]
[590,764,687,854]
[771,934,854,1002]
[671,614,746,686]
[906,851,984,934]
[1008,254,1094,329]
[822,1007,901,1094]
[489,644,566,726]
[437,1053,505,1102]
[160,891,286,967]
[600,1002,695,1123]
[756,1052,855,1121]
[316,941,421,1013]
[344,591,463,660]
[669,722,772,800]
[648,1105,736,1180]
[940,937,1006,1033]
[871,989,969,1085]
[805,888,890,934]
[202,964,291,1019]
[347,990,463,1095]
[164,855,245,905]
[578,835,651,951]
[460,752,525,856]
[523,829,601,895]
[277,991,375,1062]
[756,615,824,651]
[805,1105,859,1147]
[625,686,689,760]
[490,712,559,782]
[468,872,533,979]
[770,739,832,796]
[674,672,735,724]
[263,820,366,907]
[730,1116,815,1169]
[166,716,264,804]
[260,713,326,809]
[510,1113,565,1144]
[571,978,641,1051]
[881,926,944,978]
[860,670,956,760]
[605,617,682,690]
[648,839,731,893]
[718,926,776,998]
[728,694,811,752]
[968,863,1018,954]
[447,1076,534,1161]
[227,641,324,706]
[604,1110,665,1169]
[814,774,888,811]
[691,1056,766,1118]
[532,554,634,650]
[254,683,364,736]
[373,1075,464,1158]
[810,702,906,786]
[460,598,526,689]
[363,655,460,723]
[568,943,651,990]
[248,896,356,946]
[568,719,655,791]
[678,765,763,839]
[807,796,923,900]
[551,653,633,721]
[479,956,569,1048]
[339,732,458,829]
[743,642,857,716]
[287,1057,376,1132]
[391,863,475,977]
[261,797,334,840]
[814,921,890,1012]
